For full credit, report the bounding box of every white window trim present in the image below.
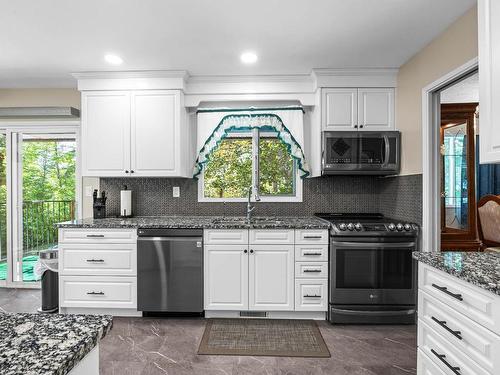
[197,130,303,203]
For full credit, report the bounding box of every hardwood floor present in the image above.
[0,288,417,375]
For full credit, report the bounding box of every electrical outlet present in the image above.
[173,186,180,198]
[85,186,94,197]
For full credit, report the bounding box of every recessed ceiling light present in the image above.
[240,51,258,64]
[104,54,123,65]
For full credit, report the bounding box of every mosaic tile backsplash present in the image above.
[100,174,422,224]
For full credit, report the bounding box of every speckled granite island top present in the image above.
[0,313,112,375]
[413,251,500,296]
[56,215,331,229]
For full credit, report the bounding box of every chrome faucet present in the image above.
[246,187,260,223]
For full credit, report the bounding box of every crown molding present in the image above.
[73,70,189,91]
[311,68,398,88]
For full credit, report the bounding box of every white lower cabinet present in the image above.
[204,245,248,310]
[204,228,328,317]
[60,276,137,309]
[58,228,138,316]
[295,279,328,311]
[249,245,294,311]
[417,263,500,375]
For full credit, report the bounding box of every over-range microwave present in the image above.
[322,131,401,175]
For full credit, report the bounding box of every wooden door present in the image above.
[440,103,480,251]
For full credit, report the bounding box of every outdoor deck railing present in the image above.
[0,200,75,262]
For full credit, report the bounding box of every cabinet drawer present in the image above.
[59,228,137,244]
[295,229,329,244]
[418,319,489,375]
[295,262,328,279]
[59,243,137,276]
[295,245,328,261]
[295,279,328,311]
[250,229,294,245]
[419,264,500,335]
[419,290,500,374]
[417,349,446,375]
[204,229,248,245]
[59,276,137,309]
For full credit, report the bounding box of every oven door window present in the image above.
[336,247,413,289]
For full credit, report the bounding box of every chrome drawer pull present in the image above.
[86,234,105,238]
[431,283,463,301]
[303,252,322,256]
[430,349,461,375]
[86,259,104,263]
[431,316,462,340]
[303,294,321,298]
[86,291,105,295]
[303,235,322,239]
[303,269,322,273]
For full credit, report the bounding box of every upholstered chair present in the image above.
[477,195,500,252]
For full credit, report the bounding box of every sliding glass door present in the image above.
[0,127,78,286]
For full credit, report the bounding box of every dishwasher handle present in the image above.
[137,236,203,243]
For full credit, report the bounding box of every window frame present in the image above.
[198,129,303,203]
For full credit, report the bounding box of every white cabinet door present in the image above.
[131,90,180,176]
[479,0,500,163]
[249,245,294,311]
[204,245,248,310]
[322,88,358,130]
[81,91,131,176]
[358,88,394,131]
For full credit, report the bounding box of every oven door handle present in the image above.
[331,241,416,248]
[330,307,416,317]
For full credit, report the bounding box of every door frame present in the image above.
[421,57,478,253]
[0,120,80,288]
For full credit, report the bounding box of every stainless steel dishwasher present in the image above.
[137,228,203,314]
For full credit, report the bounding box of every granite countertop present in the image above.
[0,313,112,375]
[56,215,331,230]
[413,251,500,296]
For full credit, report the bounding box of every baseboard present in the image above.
[205,310,326,320]
[59,307,142,317]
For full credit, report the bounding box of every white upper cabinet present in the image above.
[81,92,131,176]
[479,0,500,163]
[358,88,394,131]
[131,91,180,176]
[322,88,395,131]
[322,88,358,130]
[81,89,191,177]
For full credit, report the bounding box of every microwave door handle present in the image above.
[383,135,390,167]
[332,241,416,248]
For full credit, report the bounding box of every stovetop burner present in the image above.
[315,212,419,236]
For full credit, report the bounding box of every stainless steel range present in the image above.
[315,213,418,324]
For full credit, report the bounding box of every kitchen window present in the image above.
[199,128,302,202]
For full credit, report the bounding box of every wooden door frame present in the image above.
[440,103,480,250]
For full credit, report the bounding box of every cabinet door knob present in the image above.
[359,125,364,128]
[130,170,135,174]
[125,170,129,174]
[250,249,254,254]
[244,249,248,253]
[354,125,358,128]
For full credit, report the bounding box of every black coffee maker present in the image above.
[93,190,107,219]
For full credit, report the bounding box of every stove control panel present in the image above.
[334,222,417,233]
[388,223,415,232]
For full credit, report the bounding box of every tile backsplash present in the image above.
[99,174,422,224]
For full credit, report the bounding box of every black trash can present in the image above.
[38,248,59,313]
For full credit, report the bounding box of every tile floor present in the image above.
[0,288,417,375]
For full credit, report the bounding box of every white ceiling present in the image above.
[0,0,476,88]
[440,72,479,103]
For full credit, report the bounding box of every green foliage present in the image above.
[203,134,295,199]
